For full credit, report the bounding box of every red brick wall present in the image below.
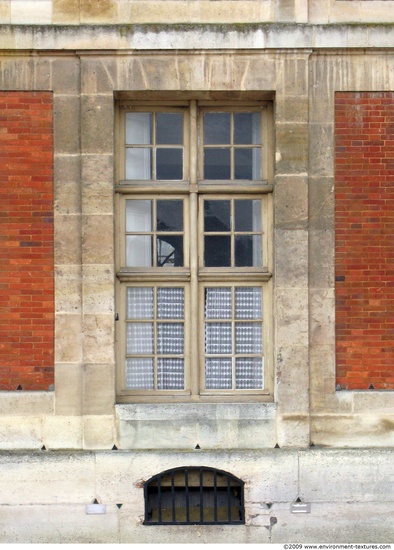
[335,91,394,390]
[0,92,54,390]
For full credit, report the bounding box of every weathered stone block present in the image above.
[309,176,334,230]
[0,417,42,450]
[83,415,115,450]
[275,288,309,348]
[54,95,80,154]
[55,265,82,314]
[81,95,114,154]
[44,416,83,450]
[82,265,114,315]
[82,214,114,264]
[81,57,117,94]
[55,314,83,363]
[275,230,308,288]
[82,363,115,415]
[275,122,308,175]
[0,392,53,416]
[309,229,334,289]
[309,123,334,177]
[309,289,335,347]
[54,363,83,416]
[276,415,310,448]
[52,58,80,94]
[82,315,115,365]
[274,175,308,230]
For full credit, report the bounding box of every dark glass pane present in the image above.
[205,236,231,267]
[234,149,253,179]
[157,200,183,231]
[235,235,262,267]
[156,148,183,180]
[204,148,231,180]
[157,235,184,267]
[203,112,230,144]
[156,113,183,145]
[204,200,231,232]
[234,200,261,232]
[234,112,261,144]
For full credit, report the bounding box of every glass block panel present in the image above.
[205,322,232,354]
[204,112,231,144]
[157,358,184,390]
[204,148,231,180]
[205,358,232,389]
[126,358,154,389]
[157,323,184,354]
[126,148,152,180]
[156,148,183,180]
[157,200,183,232]
[126,200,152,232]
[127,287,154,319]
[127,323,154,354]
[234,200,261,232]
[234,112,261,145]
[235,358,263,389]
[204,236,231,267]
[156,113,183,145]
[126,235,152,267]
[235,322,262,354]
[157,287,184,319]
[235,287,262,319]
[126,112,152,145]
[204,200,231,232]
[234,149,261,180]
[205,287,232,319]
[235,235,262,267]
[157,235,183,267]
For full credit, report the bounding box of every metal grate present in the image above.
[144,466,245,525]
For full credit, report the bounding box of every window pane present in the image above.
[234,148,261,180]
[235,358,263,389]
[235,235,262,267]
[126,200,152,232]
[157,323,184,354]
[205,358,232,389]
[126,358,154,389]
[126,112,152,144]
[126,148,152,180]
[204,236,231,267]
[235,322,262,354]
[205,323,232,354]
[127,287,154,319]
[126,235,152,267]
[235,287,262,319]
[157,358,184,390]
[234,112,261,144]
[205,287,232,319]
[204,200,231,232]
[156,148,183,180]
[204,112,230,144]
[234,200,261,232]
[156,113,183,145]
[204,148,231,180]
[127,323,154,354]
[156,235,183,267]
[157,287,184,319]
[157,200,183,231]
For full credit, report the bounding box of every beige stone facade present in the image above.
[0,0,393,543]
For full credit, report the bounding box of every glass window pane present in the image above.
[204,200,231,232]
[157,200,183,231]
[234,200,261,232]
[235,287,262,319]
[127,287,154,319]
[235,235,262,267]
[126,235,152,267]
[126,358,154,389]
[204,236,231,267]
[127,323,154,354]
[157,358,184,390]
[157,323,184,355]
[126,148,152,180]
[204,148,231,180]
[156,113,183,145]
[234,112,261,144]
[234,149,262,180]
[157,288,184,319]
[205,322,232,354]
[235,322,262,354]
[203,112,231,144]
[126,112,152,145]
[156,148,183,180]
[205,287,232,319]
[205,358,232,389]
[126,200,152,232]
[156,235,183,267]
[235,358,263,389]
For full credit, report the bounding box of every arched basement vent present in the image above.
[144,466,245,525]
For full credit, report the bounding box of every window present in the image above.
[115,99,273,402]
[144,467,245,525]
